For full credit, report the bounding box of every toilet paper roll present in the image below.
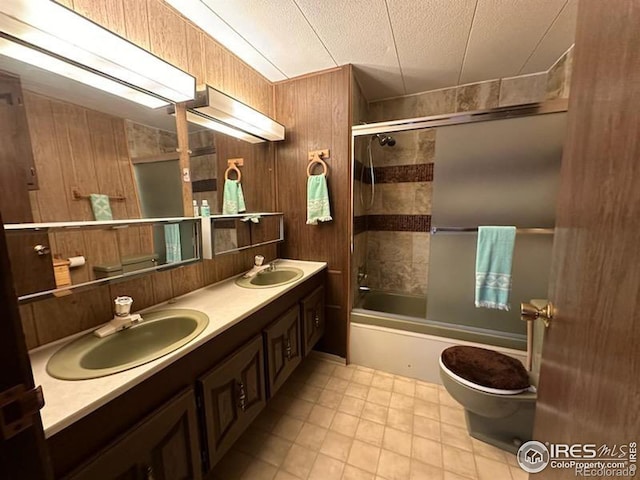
[68,256,86,268]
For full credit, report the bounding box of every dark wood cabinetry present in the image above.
[265,305,302,397]
[199,335,266,468]
[301,286,326,357]
[0,71,55,297]
[67,389,202,480]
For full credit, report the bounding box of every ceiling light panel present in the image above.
[200,0,336,78]
[459,0,568,84]
[294,0,404,100]
[387,0,477,94]
[0,0,195,104]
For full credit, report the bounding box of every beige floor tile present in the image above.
[471,439,509,462]
[414,399,440,421]
[270,394,297,414]
[295,422,328,451]
[321,430,354,462]
[393,378,416,397]
[371,374,394,391]
[347,439,382,474]
[342,464,376,480]
[318,389,344,409]
[438,388,462,409]
[361,402,388,425]
[439,405,466,428]
[387,408,413,433]
[346,382,370,400]
[442,445,477,478]
[211,449,251,480]
[307,359,337,376]
[306,371,331,388]
[510,465,528,480]
[389,392,415,411]
[415,383,439,404]
[308,404,336,428]
[410,459,445,480]
[240,458,278,480]
[294,383,323,403]
[411,436,443,468]
[413,415,441,441]
[367,389,392,407]
[443,471,476,480]
[327,377,351,392]
[355,418,385,447]
[505,453,519,467]
[352,370,374,386]
[356,364,376,373]
[334,365,356,381]
[330,412,360,437]
[254,434,293,467]
[282,444,318,479]
[475,455,512,480]
[273,415,305,442]
[236,427,270,456]
[254,408,283,432]
[377,449,411,480]
[382,427,412,457]
[309,453,345,480]
[339,395,365,416]
[440,423,473,452]
[273,470,302,480]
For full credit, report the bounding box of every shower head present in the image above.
[372,133,396,147]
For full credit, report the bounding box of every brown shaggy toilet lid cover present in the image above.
[441,346,530,391]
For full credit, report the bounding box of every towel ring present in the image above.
[307,154,328,178]
[224,164,242,182]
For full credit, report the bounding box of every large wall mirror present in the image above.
[0,50,276,300]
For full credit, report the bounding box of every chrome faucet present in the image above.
[242,255,276,279]
[94,296,143,338]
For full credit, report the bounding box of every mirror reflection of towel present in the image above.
[164,224,182,263]
[222,180,246,215]
[90,194,113,221]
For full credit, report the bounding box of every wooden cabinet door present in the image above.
[265,305,302,397]
[199,335,266,469]
[301,286,325,357]
[67,389,202,480]
[5,231,56,297]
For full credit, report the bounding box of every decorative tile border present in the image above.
[353,162,434,184]
[192,178,217,193]
[353,214,432,233]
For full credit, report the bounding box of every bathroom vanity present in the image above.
[30,259,327,478]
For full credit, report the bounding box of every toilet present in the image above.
[439,318,545,453]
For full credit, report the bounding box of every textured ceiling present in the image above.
[168,0,577,101]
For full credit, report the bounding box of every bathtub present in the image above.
[351,290,526,384]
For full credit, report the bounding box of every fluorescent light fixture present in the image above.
[0,0,195,107]
[184,109,264,144]
[190,85,285,142]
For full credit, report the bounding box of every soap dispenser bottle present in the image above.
[201,200,210,217]
[192,200,200,217]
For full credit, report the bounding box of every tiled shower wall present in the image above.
[352,47,574,302]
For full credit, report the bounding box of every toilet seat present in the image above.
[440,346,530,396]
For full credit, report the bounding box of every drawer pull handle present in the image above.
[144,465,155,480]
[314,313,320,328]
[285,337,292,360]
[237,381,247,412]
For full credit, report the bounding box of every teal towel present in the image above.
[90,194,113,221]
[164,224,182,263]
[306,174,332,225]
[222,180,246,215]
[475,226,516,311]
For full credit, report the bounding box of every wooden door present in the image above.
[199,335,266,470]
[533,1,640,478]
[301,285,326,357]
[67,389,201,480]
[0,214,51,479]
[265,305,302,396]
[0,72,55,296]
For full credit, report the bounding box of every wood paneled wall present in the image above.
[274,66,352,357]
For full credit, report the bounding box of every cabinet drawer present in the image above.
[301,286,325,357]
[198,335,266,469]
[264,305,302,397]
[67,389,201,480]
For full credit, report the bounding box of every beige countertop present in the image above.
[29,259,327,438]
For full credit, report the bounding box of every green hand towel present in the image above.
[222,180,247,215]
[475,226,516,311]
[306,174,332,225]
[90,194,113,221]
[164,224,182,263]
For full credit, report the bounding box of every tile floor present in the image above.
[212,355,528,480]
